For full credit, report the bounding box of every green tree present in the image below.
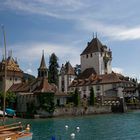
[37,92,55,114]
[0,91,16,109]
[72,88,80,106]
[89,87,95,106]
[48,53,59,85]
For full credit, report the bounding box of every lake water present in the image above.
[3,111,140,140]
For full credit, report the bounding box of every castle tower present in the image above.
[59,62,76,93]
[0,52,23,91]
[80,36,112,75]
[38,51,48,78]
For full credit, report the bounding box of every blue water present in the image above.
[2,111,140,140]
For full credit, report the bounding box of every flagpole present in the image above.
[1,25,7,125]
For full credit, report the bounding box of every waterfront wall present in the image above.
[53,106,111,117]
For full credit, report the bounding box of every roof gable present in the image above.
[65,62,75,75]
[81,37,105,55]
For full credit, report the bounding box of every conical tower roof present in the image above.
[39,51,47,69]
[38,51,48,78]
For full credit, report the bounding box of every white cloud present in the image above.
[112,67,123,74]
[9,41,81,69]
[26,69,33,74]
[2,0,140,41]
[2,0,88,19]
[79,19,140,41]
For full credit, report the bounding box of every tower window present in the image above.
[90,53,92,57]
[86,54,88,58]
[62,88,64,92]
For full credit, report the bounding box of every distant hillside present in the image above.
[23,73,36,82]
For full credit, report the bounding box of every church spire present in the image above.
[38,50,48,78]
[39,50,47,69]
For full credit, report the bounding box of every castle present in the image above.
[0,36,138,114]
[58,36,138,104]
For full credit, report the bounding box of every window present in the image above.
[10,77,12,81]
[113,84,116,88]
[96,85,100,91]
[86,54,88,58]
[62,80,64,86]
[90,53,92,57]
[82,86,86,92]
[62,88,64,92]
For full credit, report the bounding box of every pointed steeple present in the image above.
[39,50,46,69]
[38,51,48,78]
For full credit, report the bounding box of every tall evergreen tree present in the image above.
[89,87,95,106]
[48,53,59,85]
[72,88,80,106]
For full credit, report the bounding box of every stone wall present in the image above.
[53,106,111,117]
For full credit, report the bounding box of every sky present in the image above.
[0,0,140,79]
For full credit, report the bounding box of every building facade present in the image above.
[9,52,68,113]
[0,53,23,91]
[58,62,76,93]
[80,37,112,74]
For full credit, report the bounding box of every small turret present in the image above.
[38,51,48,78]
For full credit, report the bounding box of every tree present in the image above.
[0,91,16,109]
[72,88,80,106]
[48,53,59,85]
[37,92,55,114]
[89,87,95,106]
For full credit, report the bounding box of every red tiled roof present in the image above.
[70,71,135,87]
[9,77,57,94]
[33,78,56,93]
[76,68,96,79]
[81,37,106,55]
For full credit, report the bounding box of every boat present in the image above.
[0,25,33,140]
[5,108,16,117]
[0,122,32,140]
[0,110,7,116]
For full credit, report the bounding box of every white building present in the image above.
[80,37,112,74]
[59,62,76,93]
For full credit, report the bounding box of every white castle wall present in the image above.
[81,52,100,74]
[58,76,62,92]
[81,51,112,75]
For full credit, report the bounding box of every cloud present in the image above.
[0,41,81,76]
[26,69,33,74]
[79,19,140,41]
[112,67,123,74]
[2,0,140,41]
[9,41,81,69]
[2,0,88,19]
